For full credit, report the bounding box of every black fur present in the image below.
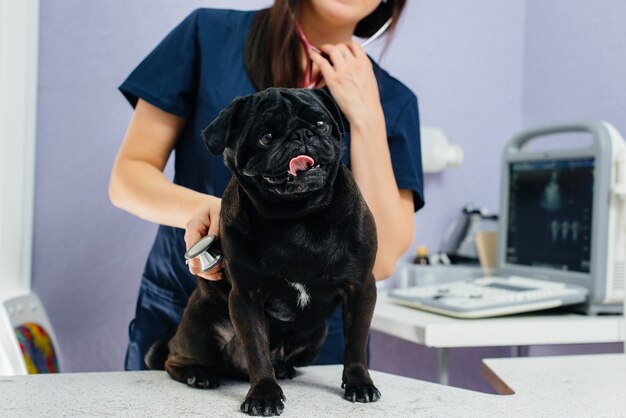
[148,88,379,415]
[144,340,168,371]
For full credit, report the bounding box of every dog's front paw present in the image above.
[342,383,381,403]
[240,379,285,416]
[341,364,380,402]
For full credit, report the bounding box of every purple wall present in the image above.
[33,0,623,390]
[387,1,526,254]
[522,0,626,135]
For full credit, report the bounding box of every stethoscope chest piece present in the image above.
[184,235,223,272]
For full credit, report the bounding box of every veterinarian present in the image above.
[109,0,424,370]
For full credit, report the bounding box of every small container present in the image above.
[413,245,430,265]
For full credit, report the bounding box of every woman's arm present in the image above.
[310,42,415,280]
[109,99,222,280]
[350,122,415,280]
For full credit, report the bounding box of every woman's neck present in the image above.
[297,5,356,47]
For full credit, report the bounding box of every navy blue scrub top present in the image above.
[119,8,424,304]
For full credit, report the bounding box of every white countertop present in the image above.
[482,353,626,417]
[372,292,625,347]
[1,357,625,417]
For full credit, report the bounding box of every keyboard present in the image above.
[387,276,588,318]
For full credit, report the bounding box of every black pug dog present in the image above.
[146,88,379,416]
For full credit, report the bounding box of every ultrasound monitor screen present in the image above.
[506,158,594,273]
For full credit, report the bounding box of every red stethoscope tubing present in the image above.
[295,22,324,89]
[294,18,392,89]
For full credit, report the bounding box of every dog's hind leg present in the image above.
[144,340,169,370]
[282,323,329,370]
[268,323,329,380]
[164,286,227,389]
[271,359,296,380]
[270,345,296,380]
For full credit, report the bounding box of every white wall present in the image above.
[0,0,39,299]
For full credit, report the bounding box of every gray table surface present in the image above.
[1,358,625,417]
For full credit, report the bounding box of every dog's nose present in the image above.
[290,129,314,143]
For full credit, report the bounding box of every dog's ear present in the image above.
[310,89,345,139]
[201,96,245,155]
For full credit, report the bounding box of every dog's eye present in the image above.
[316,121,330,134]
[259,133,273,147]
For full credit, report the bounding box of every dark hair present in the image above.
[244,0,406,91]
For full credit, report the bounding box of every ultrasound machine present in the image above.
[390,121,626,318]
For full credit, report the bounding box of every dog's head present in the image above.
[201,88,344,214]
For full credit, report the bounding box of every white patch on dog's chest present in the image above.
[289,282,311,308]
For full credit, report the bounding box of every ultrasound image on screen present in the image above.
[506,158,593,273]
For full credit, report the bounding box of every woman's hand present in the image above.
[309,41,384,129]
[310,42,415,280]
[184,195,223,281]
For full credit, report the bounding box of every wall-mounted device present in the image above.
[421,127,463,173]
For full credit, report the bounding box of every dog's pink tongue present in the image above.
[289,155,315,176]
